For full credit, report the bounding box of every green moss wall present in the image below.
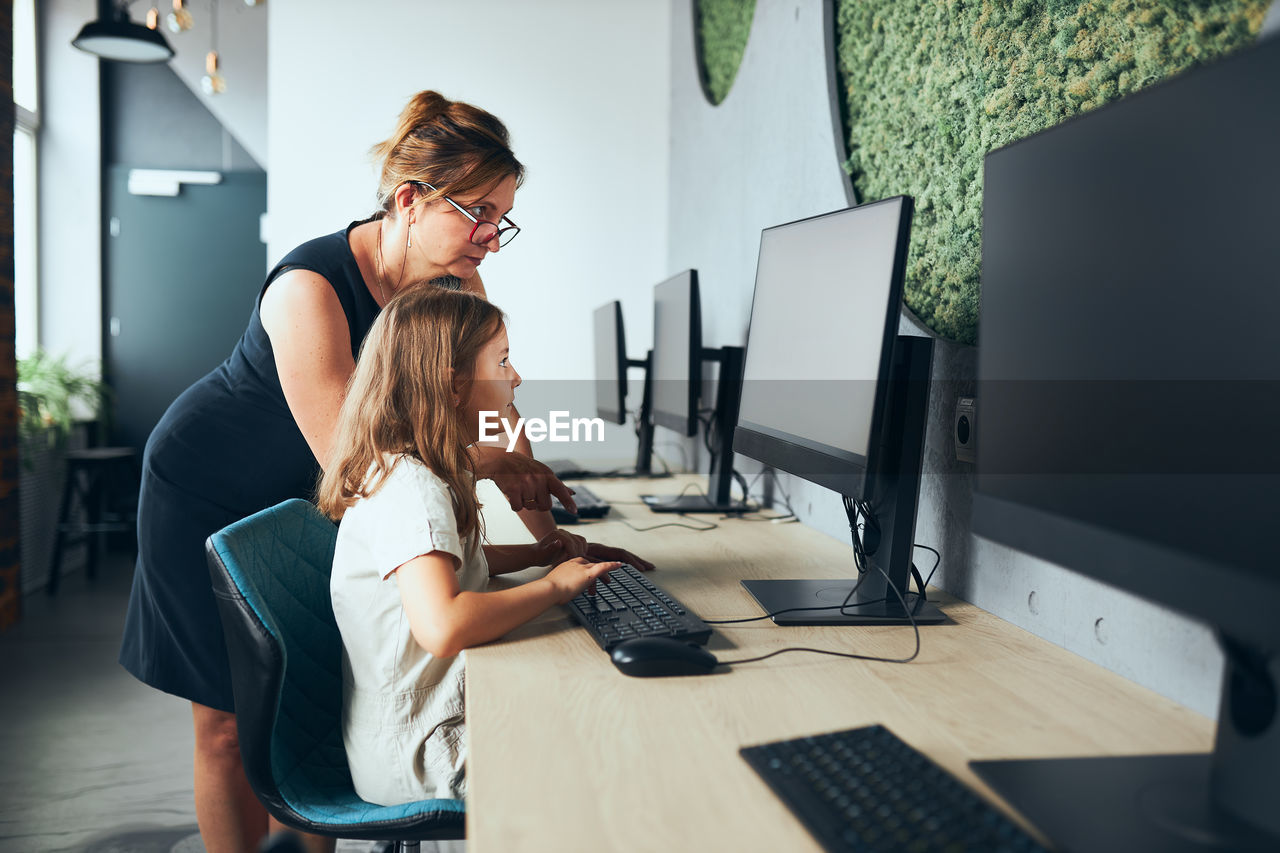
[696,0,1270,344]
[694,0,756,104]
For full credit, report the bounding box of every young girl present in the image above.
[317,286,621,806]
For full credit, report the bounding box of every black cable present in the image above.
[739,544,941,614]
[668,481,708,500]
[766,468,796,517]
[710,507,932,666]
[700,412,716,457]
[740,466,796,518]
[703,545,940,621]
[650,448,675,475]
[620,516,718,533]
[717,558,920,666]
[914,543,942,591]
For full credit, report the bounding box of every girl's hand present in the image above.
[535,529,589,562]
[535,532,652,572]
[528,531,574,567]
[583,541,654,572]
[545,558,622,604]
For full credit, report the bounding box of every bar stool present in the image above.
[47,446,139,595]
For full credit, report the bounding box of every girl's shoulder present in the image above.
[377,453,452,497]
[347,454,457,531]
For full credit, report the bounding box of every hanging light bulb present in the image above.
[146,7,160,30]
[201,50,226,95]
[200,0,225,94]
[167,0,193,33]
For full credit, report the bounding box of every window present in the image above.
[13,0,38,358]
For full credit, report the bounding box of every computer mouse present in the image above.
[609,637,720,678]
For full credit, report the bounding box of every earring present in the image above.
[407,222,413,250]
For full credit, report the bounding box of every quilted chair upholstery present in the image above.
[206,498,466,848]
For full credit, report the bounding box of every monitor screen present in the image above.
[593,301,627,425]
[973,36,1280,848]
[734,197,914,497]
[651,270,701,437]
[974,39,1280,650]
[731,196,939,625]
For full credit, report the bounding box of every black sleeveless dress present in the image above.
[119,221,380,712]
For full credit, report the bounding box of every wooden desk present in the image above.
[467,477,1212,851]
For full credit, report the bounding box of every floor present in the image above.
[0,549,464,853]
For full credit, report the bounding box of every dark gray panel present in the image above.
[103,60,259,171]
[104,167,267,450]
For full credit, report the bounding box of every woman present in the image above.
[119,90,648,853]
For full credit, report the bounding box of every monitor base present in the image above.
[641,494,749,514]
[545,460,674,481]
[972,753,1278,853]
[543,459,601,480]
[740,579,946,625]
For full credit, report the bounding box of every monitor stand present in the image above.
[740,578,944,625]
[738,336,940,626]
[641,492,749,514]
[642,345,748,514]
[544,352,674,481]
[971,640,1280,852]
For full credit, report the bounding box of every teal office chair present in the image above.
[206,498,466,851]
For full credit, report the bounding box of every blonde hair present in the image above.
[370,91,525,214]
[317,286,506,547]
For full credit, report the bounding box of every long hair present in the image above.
[369,90,525,215]
[317,286,506,547]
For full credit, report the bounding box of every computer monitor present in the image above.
[972,36,1280,850]
[593,301,628,426]
[642,270,748,513]
[650,271,701,437]
[732,196,943,624]
[589,300,657,477]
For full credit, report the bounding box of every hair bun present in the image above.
[370,91,524,215]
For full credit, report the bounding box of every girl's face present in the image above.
[460,326,521,441]
[413,174,518,281]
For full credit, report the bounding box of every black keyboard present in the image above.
[741,724,1049,853]
[543,458,602,479]
[551,483,610,524]
[566,563,712,650]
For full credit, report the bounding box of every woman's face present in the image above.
[460,325,521,442]
[413,174,518,281]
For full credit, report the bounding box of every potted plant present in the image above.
[17,350,110,596]
[18,349,109,455]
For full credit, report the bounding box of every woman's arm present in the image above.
[505,404,562,538]
[396,550,619,658]
[259,269,355,469]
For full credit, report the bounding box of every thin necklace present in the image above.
[373,221,388,305]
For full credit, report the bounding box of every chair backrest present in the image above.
[208,498,467,841]
[206,498,347,824]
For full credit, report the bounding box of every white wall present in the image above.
[38,0,102,369]
[267,1,671,468]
